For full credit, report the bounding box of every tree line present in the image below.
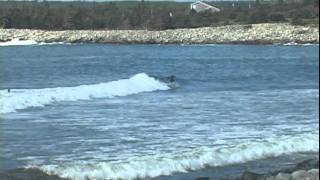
[0,0,318,30]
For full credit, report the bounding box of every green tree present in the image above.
[277,0,285,5]
[269,13,286,22]
[255,0,261,6]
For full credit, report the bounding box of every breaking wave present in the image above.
[282,42,319,46]
[0,39,66,46]
[35,133,318,180]
[0,73,169,113]
[0,39,38,46]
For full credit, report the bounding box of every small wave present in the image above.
[0,39,38,46]
[0,39,67,46]
[283,42,319,46]
[38,42,68,46]
[0,73,169,113]
[34,133,318,180]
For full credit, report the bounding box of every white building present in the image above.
[191,1,221,13]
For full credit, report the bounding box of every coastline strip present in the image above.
[0,23,318,45]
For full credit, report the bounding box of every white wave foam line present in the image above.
[36,133,318,180]
[0,73,169,113]
[38,42,67,45]
[0,38,38,46]
[283,42,319,46]
[0,38,67,46]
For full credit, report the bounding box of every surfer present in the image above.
[7,89,10,93]
[150,75,178,88]
[169,75,176,83]
[151,75,176,83]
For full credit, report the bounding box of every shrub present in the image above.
[290,17,305,25]
[269,13,286,22]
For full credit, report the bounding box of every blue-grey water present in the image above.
[0,44,319,180]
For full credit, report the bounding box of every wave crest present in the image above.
[0,39,67,46]
[0,73,169,113]
[0,39,38,46]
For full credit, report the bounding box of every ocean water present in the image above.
[0,43,319,180]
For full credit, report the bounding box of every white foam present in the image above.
[0,38,38,46]
[283,42,299,46]
[36,133,318,180]
[283,42,319,46]
[0,39,68,46]
[0,73,169,113]
[38,42,69,46]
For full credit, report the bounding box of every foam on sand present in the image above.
[0,73,169,113]
[35,133,318,180]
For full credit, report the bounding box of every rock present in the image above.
[296,159,319,170]
[307,169,319,180]
[292,170,308,180]
[235,159,319,180]
[0,171,13,180]
[194,177,210,180]
[266,176,275,180]
[0,168,66,180]
[274,172,292,180]
[308,169,319,175]
[241,171,264,180]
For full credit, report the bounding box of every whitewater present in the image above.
[0,73,169,113]
[0,39,66,46]
[34,133,318,180]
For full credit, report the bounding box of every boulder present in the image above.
[291,170,308,180]
[195,177,210,180]
[274,172,292,180]
[296,159,319,170]
[241,171,264,180]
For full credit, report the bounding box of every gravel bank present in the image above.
[0,23,318,44]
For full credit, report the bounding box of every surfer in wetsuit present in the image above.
[150,75,176,83]
[7,89,10,93]
[169,75,176,83]
[151,75,178,88]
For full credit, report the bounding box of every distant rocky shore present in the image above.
[0,23,319,45]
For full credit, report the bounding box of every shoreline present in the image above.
[0,153,318,180]
[0,23,318,45]
[155,152,319,180]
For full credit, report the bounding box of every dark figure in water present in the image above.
[7,89,10,93]
[151,75,178,88]
[169,75,176,83]
[151,75,176,83]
